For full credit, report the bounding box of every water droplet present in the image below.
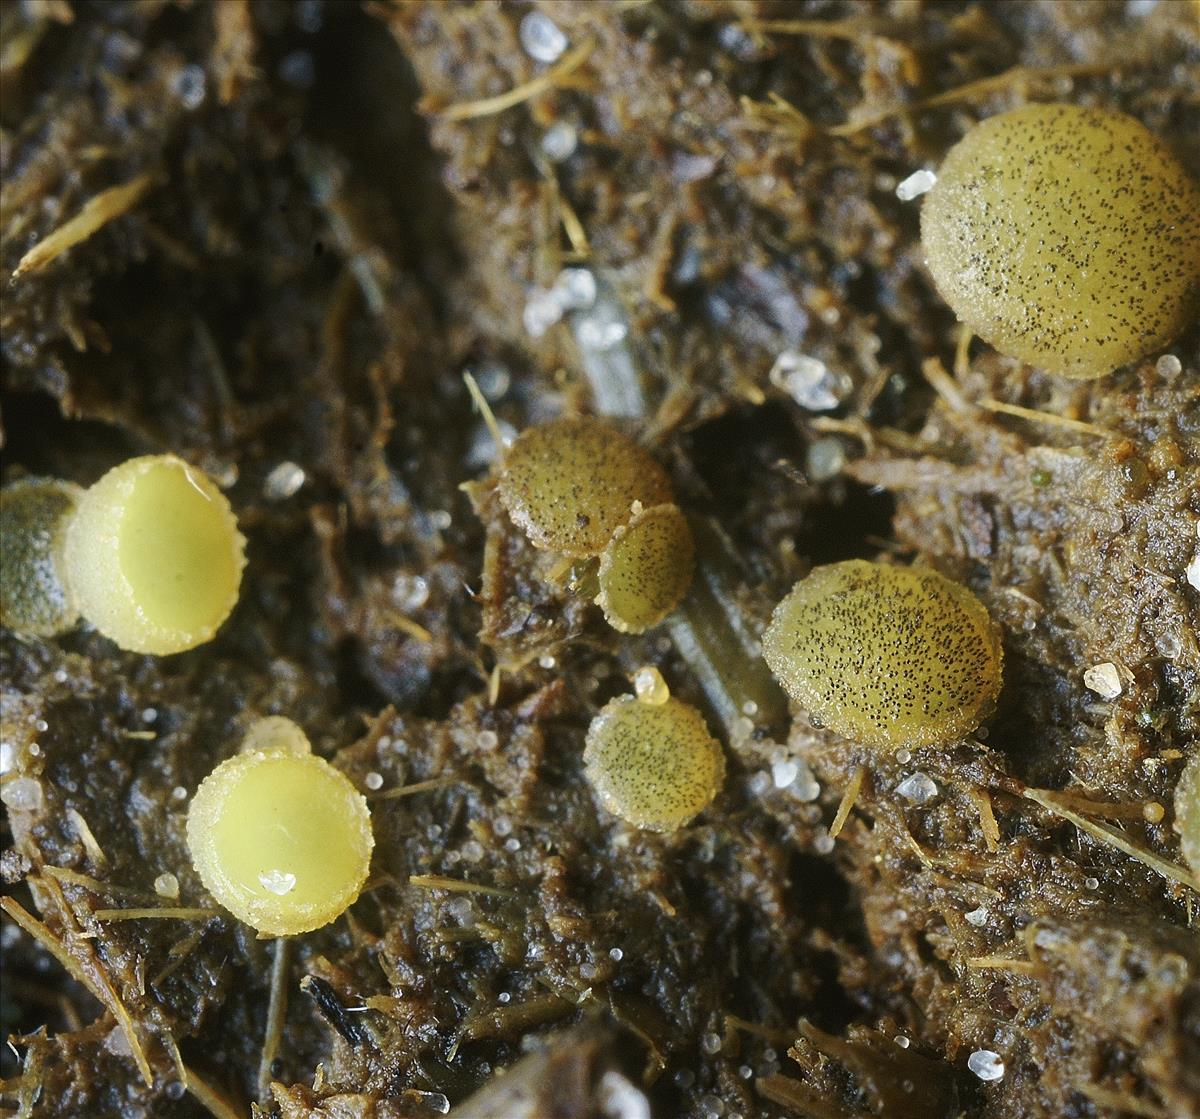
[542,121,578,162]
[896,168,937,201]
[1,777,43,811]
[172,64,207,109]
[633,666,670,705]
[1156,353,1182,378]
[769,351,850,411]
[258,869,297,896]
[967,1049,1005,1081]
[264,462,306,501]
[519,11,568,63]
[896,772,939,805]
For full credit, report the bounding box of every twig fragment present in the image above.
[435,39,594,122]
[12,173,161,279]
[408,874,519,900]
[1022,787,1198,891]
[829,766,865,839]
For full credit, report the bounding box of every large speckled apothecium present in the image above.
[921,103,1200,378]
[763,560,1003,749]
[497,417,672,557]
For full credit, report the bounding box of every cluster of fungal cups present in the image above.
[1,455,245,654]
[495,416,695,633]
[2,460,375,935]
[490,415,726,831]
[6,99,1198,947]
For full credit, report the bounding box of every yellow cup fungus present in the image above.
[0,477,83,637]
[63,455,246,655]
[763,560,1003,749]
[497,417,673,557]
[1175,752,1200,875]
[584,667,725,832]
[186,718,373,936]
[921,103,1200,379]
[596,502,695,634]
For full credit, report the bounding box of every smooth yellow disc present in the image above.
[1176,752,1200,876]
[763,560,1003,749]
[186,749,374,936]
[584,695,725,832]
[596,503,694,633]
[498,418,673,557]
[0,477,82,637]
[921,104,1200,378]
[64,455,246,655]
